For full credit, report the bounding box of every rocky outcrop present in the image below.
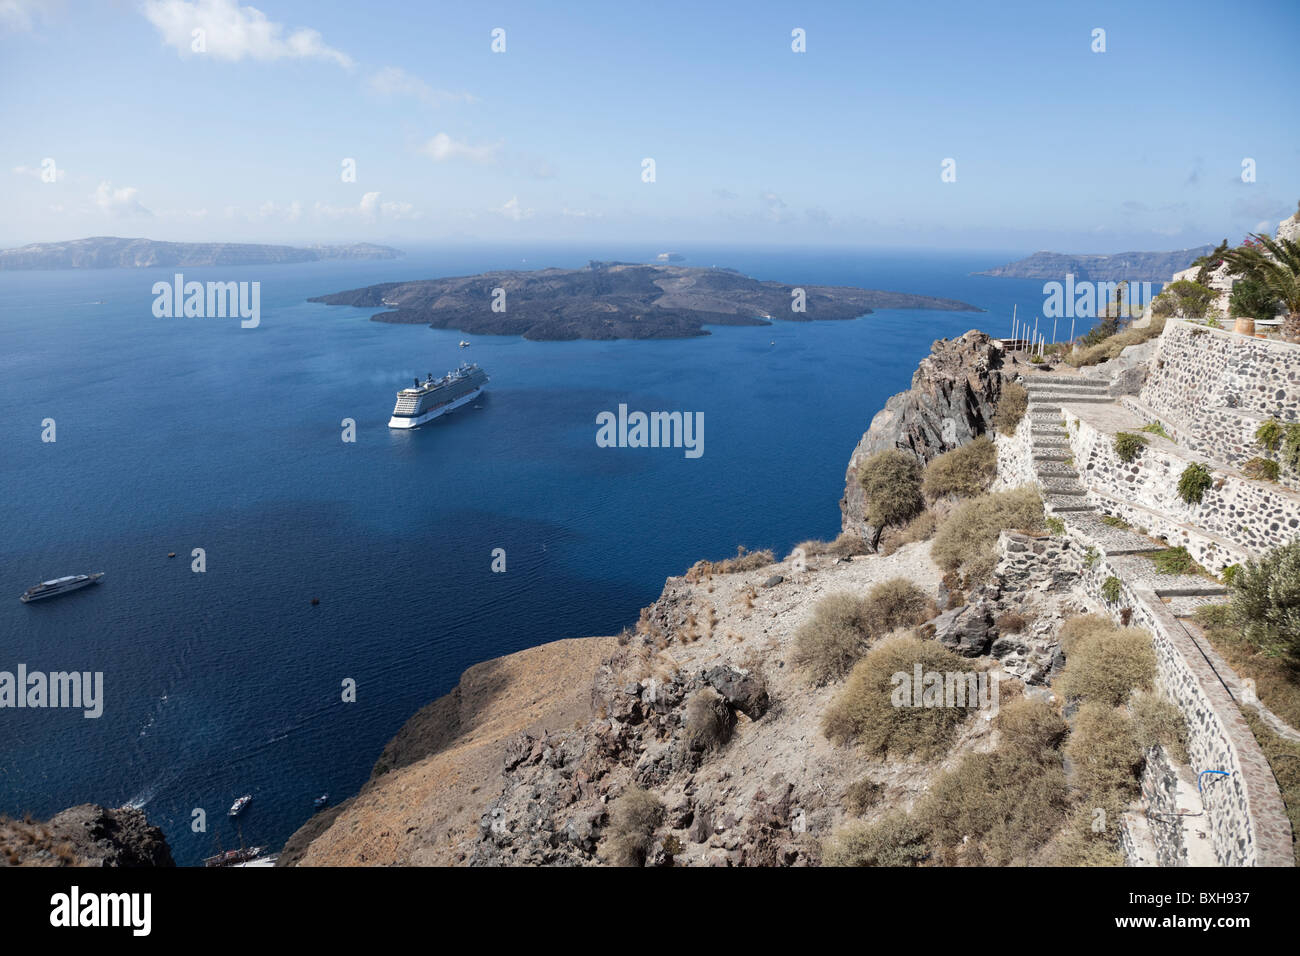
[0,804,174,867]
[841,330,1006,537]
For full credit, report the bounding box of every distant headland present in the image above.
[0,236,402,270]
[975,245,1215,282]
[309,261,983,341]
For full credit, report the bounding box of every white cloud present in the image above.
[560,207,602,219]
[141,0,353,67]
[368,66,476,107]
[0,0,52,32]
[93,181,152,217]
[313,192,420,222]
[497,196,533,222]
[420,132,500,164]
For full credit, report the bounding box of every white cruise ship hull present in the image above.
[388,385,483,429]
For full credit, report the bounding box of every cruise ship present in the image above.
[19,572,104,603]
[389,363,489,429]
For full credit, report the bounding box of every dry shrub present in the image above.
[793,592,874,684]
[993,382,1029,435]
[931,486,1045,585]
[600,786,664,867]
[1064,702,1143,810]
[995,611,1028,635]
[922,437,997,501]
[684,545,775,582]
[1066,316,1165,367]
[858,449,925,545]
[880,509,938,555]
[821,811,930,867]
[828,532,869,557]
[684,687,734,752]
[1044,808,1128,867]
[1056,620,1155,706]
[842,776,884,816]
[1130,689,1189,763]
[822,635,971,759]
[865,577,933,631]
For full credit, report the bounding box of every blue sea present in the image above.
[0,243,1048,864]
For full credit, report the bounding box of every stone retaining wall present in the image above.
[1142,320,1300,423]
[1063,410,1300,572]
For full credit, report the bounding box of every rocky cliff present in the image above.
[840,330,1006,538]
[0,804,174,867]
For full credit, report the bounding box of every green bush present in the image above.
[822,811,929,867]
[1231,539,1300,660]
[858,450,924,549]
[793,592,874,684]
[922,436,997,500]
[1139,421,1170,439]
[1045,516,1065,536]
[1256,418,1285,453]
[1148,546,1198,575]
[1150,279,1216,319]
[1284,424,1300,474]
[993,382,1029,436]
[1101,576,1123,603]
[822,635,972,758]
[1113,432,1148,463]
[1178,463,1213,504]
[601,787,664,866]
[1230,277,1281,321]
[1056,619,1155,706]
[931,486,1045,585]
[1244,457,1281,481]
[1100,514,1131,530]
[865,577,933,631]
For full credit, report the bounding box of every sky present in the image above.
[2,0,1298,252]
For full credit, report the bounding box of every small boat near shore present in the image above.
[203,845,266,868]
[313,793,329,809]
[229,794,252,817]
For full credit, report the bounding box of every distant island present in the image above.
[974,245,1215,282]
[0,236,402,270]
[309,261,983,341]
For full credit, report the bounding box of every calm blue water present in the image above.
[0,243,1046,864]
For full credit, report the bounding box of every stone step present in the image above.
[1032,435,1070,447]
[1107,554,1227,598]
[1032,450,1071,462]
[1045,495,1097,513]
[1063,513,1165,555]
[1041,478,1087,496]
[1164,594,1229,618]
[1024,376,1110,390]
[1034,459,1078,478]
[1029,393,1114,404]
[1024,381,1110,394]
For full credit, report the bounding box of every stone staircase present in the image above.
[1021,373,1228,604]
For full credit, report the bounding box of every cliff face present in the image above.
[0,804,174,867]
[841,330,1005,538]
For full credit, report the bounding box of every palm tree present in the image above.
[1223,233,1300,343]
